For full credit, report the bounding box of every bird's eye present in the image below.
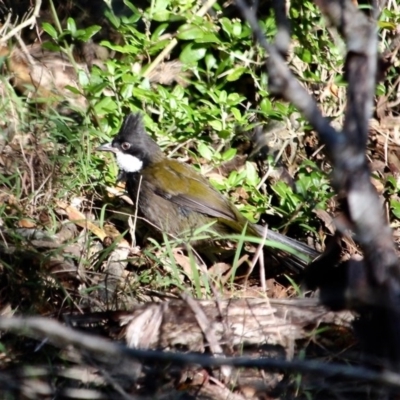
[121,142,131,151]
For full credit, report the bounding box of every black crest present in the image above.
[119,113,147,141]
[113,113,164,165]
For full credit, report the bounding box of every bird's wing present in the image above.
[149,160,239,221]
[148,160,319,264]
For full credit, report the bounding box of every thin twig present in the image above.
[129,174,142,247]
[15,33,36,66]
[0,0,42,44]
[243,224,269,292]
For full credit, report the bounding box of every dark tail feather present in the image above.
[253,224,319,270]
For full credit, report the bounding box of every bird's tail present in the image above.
[253,224,320,270]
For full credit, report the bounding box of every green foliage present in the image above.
[0,0,353,300]
[77,0,278,136]
[75,1,306,227]
[385,176,400,219]
[2,1,400,397]
[271,160,332,231]
[0,0,338,256]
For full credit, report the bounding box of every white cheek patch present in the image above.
[116,152,143,173]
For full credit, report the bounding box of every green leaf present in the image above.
[226,67,246,82]
[42,22,58,39]
[122,73,139,84]
[227,171,238,186]
[67,18,77,36]
[180,44,206,64]
[221,148,237,162]
[85,82,108,96]
[94,97,118,114]
[153,0,170,12]
[273,181,292,200]
[232,22,242,37]
[298,48,312,63]
[195,33,220,43]
[219,90,227,103]
[291,8,299,18]
[151,23,168,41]
[152,11,171,22]
[215,56,233,77]
[209,120,223,131]
[220,17,232,37]
[41,41,61,52]
[198,143,213,160]
[172,84,185,99]
[65,85,81,95]
[260,98,271,114]
[391,199,400,219]
[169,97,177,109]
[205,54,217,71]
[378,21,397,30]
[245,162,259,187]
[239,24,252,38]
[100,41,138,53]
[227,92,245,105]
[148,39,171,54]
[104,9,120,28]
[123,1,140,13]
[177,24,204,40]
[121,83,134,99]
[77,70,89,86]
[231,107,241,121]
[386,176,398,192]
[76,25,101,41]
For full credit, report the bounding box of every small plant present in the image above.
[271,160,332,232]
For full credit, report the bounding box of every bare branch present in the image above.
[236,0,400,368]
[1,314,400,390]
[0,0,42,44]
[272,0,291,56]
[313,0,400,286]
[316,0,376,148]
[235,0,342,156]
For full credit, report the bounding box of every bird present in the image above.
[97,113,319,268]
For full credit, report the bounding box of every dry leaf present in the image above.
[208,262,231,280]
[313,209,335,234]
[371,177,384,193]
[172,249,196,280]
[56,201,107,241]
[105,185,133,205]
[18,218,36,228]
[329,82,339,97]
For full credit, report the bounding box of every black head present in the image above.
[97,113,164,173]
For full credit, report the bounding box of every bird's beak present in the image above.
[96,142,119,153]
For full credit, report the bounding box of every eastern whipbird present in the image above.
[97,113,319,269]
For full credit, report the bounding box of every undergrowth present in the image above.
[0,0,399,397]
[0,0,342,306]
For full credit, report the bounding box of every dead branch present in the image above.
[271,0,291,56]
[314,0,399,284]
[1,311,400,391]
[118,298,352,351]
[236,0,400,369]
[0,0,42,44]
